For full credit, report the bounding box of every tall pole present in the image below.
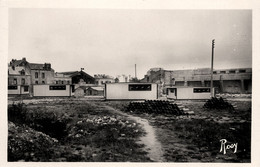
[135,64,137,78]
[210,39,215,97]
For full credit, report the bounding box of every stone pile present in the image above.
[126,100,185,115]
[203,97,235,111]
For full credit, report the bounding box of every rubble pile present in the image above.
[203,97,235,111]
[69,115,142,141]
[126,100,184,115]
[8,121,58,161]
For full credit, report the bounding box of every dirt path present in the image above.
[103,105,165,162]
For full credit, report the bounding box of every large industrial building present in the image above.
[141,67,252,94]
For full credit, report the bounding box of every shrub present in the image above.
[8,102,27,124]
[8,103,71,140]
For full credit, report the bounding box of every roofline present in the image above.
[105,82,157,84]
[56,71,78,74]
[163,67,252,72]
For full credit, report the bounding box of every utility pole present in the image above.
[135,64,137,78]
[210,39,215,97]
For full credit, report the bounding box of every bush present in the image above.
[8,122,58,161]
[8,102,27,124]
[8,102,71,140]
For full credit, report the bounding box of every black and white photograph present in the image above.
[1,0,259,166]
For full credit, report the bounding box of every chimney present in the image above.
[44,63,51,70]
[22,57,26,61]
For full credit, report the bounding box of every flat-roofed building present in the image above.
[141,68,252,94]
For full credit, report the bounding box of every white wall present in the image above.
[33,85,71,96]
[21,86,30,94]
[105,83,157,100]
[8,86,20,95]
[176,87,213,99]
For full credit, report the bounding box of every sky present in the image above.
[8,9,252,79]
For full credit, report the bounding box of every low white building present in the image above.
[166,86,215,100]
[105,83,158,100]
[33,84,74,97]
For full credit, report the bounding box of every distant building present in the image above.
[8,58,89,96]
[141,68,252,94]
[115,74,133,83]
[86,86,104,96]
[30,63,55,85]
[8,60,31,95]
[57,71,95,85]
[54,72,72,85]
[94,74,114,86]
[8,58,56,95]
[74,86,87,97]
[105,83,158,100]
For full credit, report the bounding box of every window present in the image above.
[21,70,25,75]
[67,81,70,84]
[8,86,17,90]
[42,81,45,84]
[229,70,236,74]
[129,84,152,91]
[21,78,25,85]
[49,85,66,90]
[56,81,59,84]
[61,81,64,84]
[13,78,17,85]
[193,88,210,93]
[213,71,217,74]
[220,71,226,74]
[239,69,246,73]
[42,73,45,79]
[24,86,29,92]
[101,81,104,84]
[35,72,38,78]
[35,81,38,84]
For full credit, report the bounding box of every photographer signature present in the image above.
[219,139,238,154]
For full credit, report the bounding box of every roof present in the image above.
[11,60,23,66]
[8,66,30,75]
[9,58,28,67]
[57,71,94,79]
[94,74,114,79]
[57,71,78,75]
[106,82,157,85]
[165,86,213,89]
[29,63,45,70]
[87,87,104,91]
[77,86,88,90]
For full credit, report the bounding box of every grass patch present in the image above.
[8,100,149,162]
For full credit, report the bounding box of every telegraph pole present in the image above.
[210,39,215,97]
[135,64,137,78]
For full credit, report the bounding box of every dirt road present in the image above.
[103,105,165,162]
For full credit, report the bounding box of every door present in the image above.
[168,88,177,99]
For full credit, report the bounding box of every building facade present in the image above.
[57,71,95,85]
[94,74,114,86]
[141,68,252,94]
[30,63,55,85]
[8,64,31,95]
[8,58,71,96]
